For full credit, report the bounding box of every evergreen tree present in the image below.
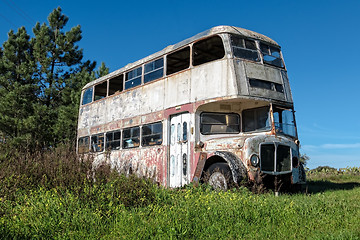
[0,27,38,147]
[0,7,106,149]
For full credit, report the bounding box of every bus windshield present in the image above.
[273,106,296,137]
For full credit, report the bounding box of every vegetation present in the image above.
[0,7,108,150]
[0,146,359,239]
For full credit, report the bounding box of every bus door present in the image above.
[169,113,190,187]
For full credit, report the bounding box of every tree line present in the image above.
[0,7,108,150]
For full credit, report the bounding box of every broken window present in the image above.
[144,58,164,83]
[91,133,104,152]
[242,107,271,132]
[94,81,107,101]
[123,126,140,148]
[260,43,284,68]
[106,130,121,150]
[109,74,124,95]
[78,136,89,153]
[249,78,283,93]
[142,122,162,146]
[166,47,190,75]
[231,35,259,62]
[125,67,142,90]
[273,107,296,137]
[193,36,225,66]
[200,112,240,134]
[82,87,93,105]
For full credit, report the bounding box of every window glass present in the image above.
[144,58,164,83]
[260,43,284,68]
[166,47,190,75]
[249,78,284,93]
[273,107,296,137]
[94,81,107,101]
[91,133,104,152]
[109,75,123,95]
[123,127,140,148]
[177,123,181,141]
[142,122,163,146]
[242,107,270,132]
[78,136,89,153]
[125,67,142,89]
[193,36,225,66]
[171,124,175,145]
[200,112,240,134]
[106,130,121,150]
[231,35,260,62]
[182,122,188,141]
[82,88,93,105]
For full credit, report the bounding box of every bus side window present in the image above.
[142,122,163,146]
[82,88,93,105]
[125,67,142,90]
[123,127,140,148]
[166,47,190,75]
[94,81,107,101]
[78,136,90,153]
[108,74,123,95]
[91,133,104,152]
[106,130,121,150]
[193,36,225,66]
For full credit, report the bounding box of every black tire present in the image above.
[205,163,232,190]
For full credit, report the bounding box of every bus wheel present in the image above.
[206,163,232,190]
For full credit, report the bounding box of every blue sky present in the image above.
[1,0,359,169]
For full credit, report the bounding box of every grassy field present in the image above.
[0,148,359,239]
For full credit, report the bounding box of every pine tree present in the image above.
[0,27,38,147]
[0,7,106,149]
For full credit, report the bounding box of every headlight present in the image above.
[250,154,259,167]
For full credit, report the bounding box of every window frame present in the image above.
[142,122,163,147]
[122,126,140,149]
[82,87,93,105]
[230,35,260,62]
[242,106,271,133]
[200,112,241,135]
[78,136,90,153]
[144,58,164,84]
[192,35,225,66]
[125,66,143,90]
[91,133,105,152]
[260,42,284,68]
[105,130,121,150]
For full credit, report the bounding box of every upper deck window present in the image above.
[260,43,284,68]
[231,35,260,62]
[193,36,225,66]
[242,107,271,132]
[125,67,142,90]
[144,58,164,83]
[82,87,93,105]
[166,47,190,75]
[94,81,107,101]
[200,112,240,134]
[109,74,124,95]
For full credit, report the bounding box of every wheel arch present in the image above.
[202,151,247,184]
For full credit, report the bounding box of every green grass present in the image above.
[1,174,360,239]
[1,147,359,239]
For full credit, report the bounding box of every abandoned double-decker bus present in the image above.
[77,25,306,190]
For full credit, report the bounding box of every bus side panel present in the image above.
[109,145,167,185]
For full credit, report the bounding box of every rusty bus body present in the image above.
[77,26,306,190]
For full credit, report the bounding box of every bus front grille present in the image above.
[260,144,291,173]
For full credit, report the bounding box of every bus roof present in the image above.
[83,25,279,90]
